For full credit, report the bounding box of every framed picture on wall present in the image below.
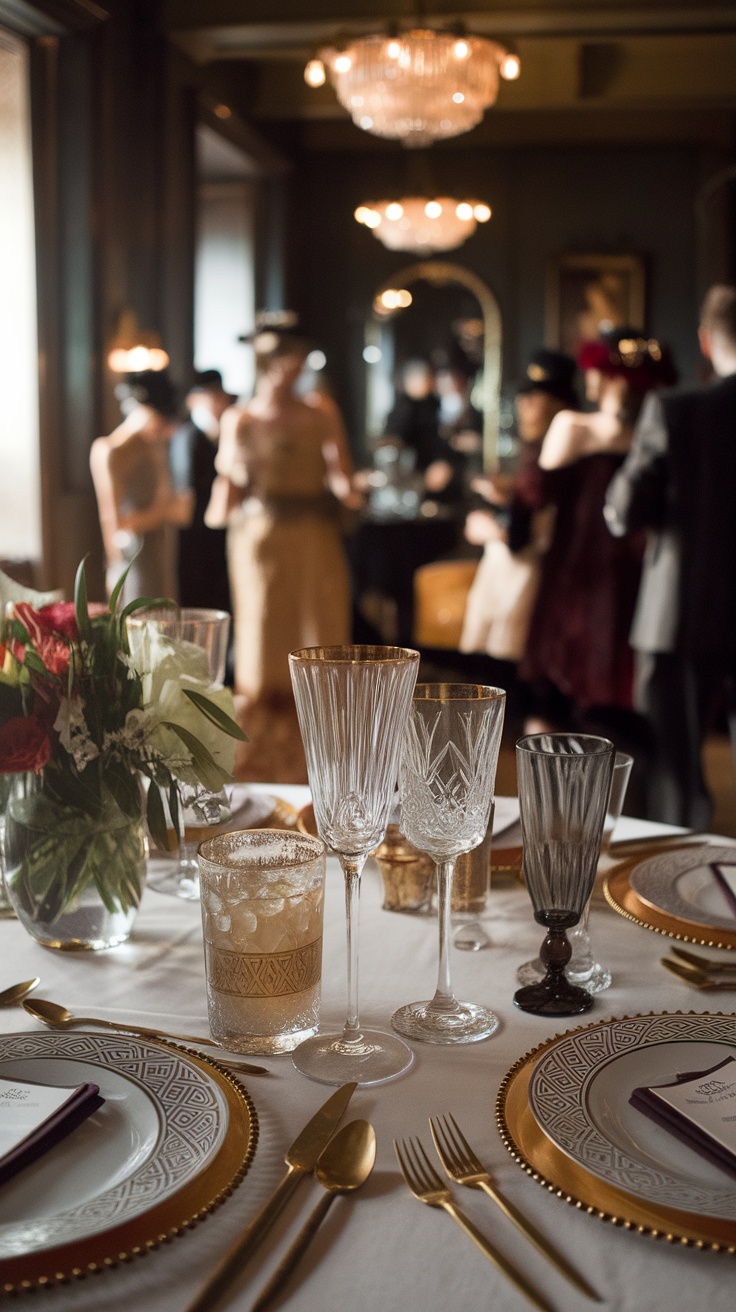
[545,253,646,354]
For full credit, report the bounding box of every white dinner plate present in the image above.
[629,844,736,930]
[0,1031,232,1259]
[528,1014,736,1219]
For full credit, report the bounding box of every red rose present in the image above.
[0,716,51,774]
[36,603,80,641]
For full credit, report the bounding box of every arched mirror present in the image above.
[364,260,502,470]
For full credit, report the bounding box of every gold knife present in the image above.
[184,1081,357,1312]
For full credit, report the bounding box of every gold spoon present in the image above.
[0,978,40,1007]
[23,999,269,1075]
[249,1120,377,1312]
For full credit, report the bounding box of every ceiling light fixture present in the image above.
[308,29,520,147]
[355,196,491,254]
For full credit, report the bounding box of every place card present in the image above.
[0,1075,104,1185]
[630,1056,736,1176]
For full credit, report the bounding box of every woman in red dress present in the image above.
[518,331,676,729]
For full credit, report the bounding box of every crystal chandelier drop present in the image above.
[355,197,491,254]
[309,30,519,147]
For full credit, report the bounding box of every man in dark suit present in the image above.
[170,370,235,614]
[605,286,736,825]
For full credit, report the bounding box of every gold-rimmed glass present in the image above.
[289,644,419,1085]
[393,684,505,1044]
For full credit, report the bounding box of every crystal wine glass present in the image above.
[514,733,614,1017]
[392,684,506,1044]
[516,750,632,993]
[289,644,419,1085]
[126,608,232,899]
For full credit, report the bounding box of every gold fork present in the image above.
[671,945,736,974]
[429,1114,599,1301]
[661,957,736,990]
[394,1136,555,1312]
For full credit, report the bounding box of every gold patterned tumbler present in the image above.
[198,829,325,1054]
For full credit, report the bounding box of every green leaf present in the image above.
[74,557,91,642]
[168,781,181,844]
[23,650,48,675]
[182,689,247,741]
[107,551,140,617]
[164,721,231,791]
[119,596,176,626]
[146,781,169,852]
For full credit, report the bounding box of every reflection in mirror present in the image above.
[365,261,502,472]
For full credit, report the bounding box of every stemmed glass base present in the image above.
[292,1028,413,1086]
[516,896,612,993]
[147,854,200,901]
[392,999,499,1045]
[514,919,594,1016]
[516,955,611,994]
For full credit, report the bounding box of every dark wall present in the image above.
[286,142,702,455]
[27,0,198,595]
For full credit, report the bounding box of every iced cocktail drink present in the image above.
[197,829,325,1054]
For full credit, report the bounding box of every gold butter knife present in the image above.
[184,1081,357,1312]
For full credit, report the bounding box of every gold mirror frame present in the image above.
[368,261,502,471]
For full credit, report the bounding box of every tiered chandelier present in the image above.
[305,30,520,147]
[355,197,491,254]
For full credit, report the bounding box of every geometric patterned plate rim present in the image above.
[629,844,736,930]
[0,1032,257,1293]
[496,1012,736,1253]
[527,1013,736,1218]
[605,852,736,949]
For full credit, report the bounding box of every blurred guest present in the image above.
[460,351,577,678]
[90,370,191,607]
[170,369,234,612]
[212,332,353,702]
[605,287,736,826]
[518,331,676,729]
[383,358,454,497]
[434,353,483,499]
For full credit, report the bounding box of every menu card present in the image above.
[630,1056,736,1177]
[0,1076,104,1185]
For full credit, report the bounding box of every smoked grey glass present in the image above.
[393,685,505,1043]
[514,733,614,1017]
[289,644,419,1085]
[517,750,633,994]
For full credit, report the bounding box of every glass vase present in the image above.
[4,771,146,951]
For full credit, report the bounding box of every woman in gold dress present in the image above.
[212,334,355,702]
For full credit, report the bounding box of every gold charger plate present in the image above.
[0,1036,258,1293]
[496,1012,736,1251]
[604,850,736,949]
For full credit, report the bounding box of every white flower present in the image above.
[54,697,100,771]
[127,628,238,790]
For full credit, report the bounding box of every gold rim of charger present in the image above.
[0,1043,258,1294]
[495,1010,736,1252]
[604,850,736,949]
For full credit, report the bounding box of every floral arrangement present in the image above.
[0,560,244,925]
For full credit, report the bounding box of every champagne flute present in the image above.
[289,644,419,1085]
[392,684,505,1044]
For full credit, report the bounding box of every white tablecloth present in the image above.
[2,788,734,1312]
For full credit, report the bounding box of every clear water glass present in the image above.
[289,644,419,1085]
[198,829,325,1054]
[517,750,632,993]
[392,684,505,1043]
[127,607,232,900]
[514,733,614,1017]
